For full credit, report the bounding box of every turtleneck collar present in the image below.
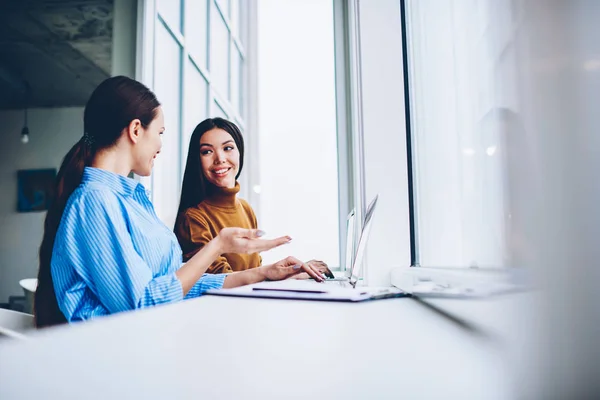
[204,181,241,209]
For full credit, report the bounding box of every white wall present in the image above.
[0,107,83,303]
[357,0,411,285]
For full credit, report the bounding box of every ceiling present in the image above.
[0,0,114,110]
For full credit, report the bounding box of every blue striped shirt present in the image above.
[51,167,226,322]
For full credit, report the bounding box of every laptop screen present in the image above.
[344,209,356,273]
[349,195,379,284]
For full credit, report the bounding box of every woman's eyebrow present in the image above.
[222,140,234,145]
[199,143,213,147]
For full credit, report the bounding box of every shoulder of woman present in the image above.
[66,186,122,215]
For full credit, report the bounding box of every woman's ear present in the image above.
[127,119,143,143]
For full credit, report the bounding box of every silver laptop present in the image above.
[323,194,379,288]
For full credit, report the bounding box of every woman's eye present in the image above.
[224,146,234,151]
[200,150,212,155]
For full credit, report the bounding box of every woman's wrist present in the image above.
[209,235,225,256]
[256,265,270,282]
[223,266,268,289]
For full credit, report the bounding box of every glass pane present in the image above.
[153,21,182,227]
[257,0,339,267]
[211,100,228,118]
[217,0,230,18]
[405,0,522,268]
[157,0,181,33]
[185,0,208,68]
[231,46,242,117]
[231,0,240,38]
[183,59,208,176]
[210,3,230,99]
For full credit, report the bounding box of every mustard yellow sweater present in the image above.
[174,182,261,273]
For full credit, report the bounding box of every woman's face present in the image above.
[199,128,240,188]
[132,106,164,177]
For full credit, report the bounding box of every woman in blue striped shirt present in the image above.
[35,76,324,328]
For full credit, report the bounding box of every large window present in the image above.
[139,0,351,270]
[256,0,345,268]
[404,0,526,268]
[140,0,249,227]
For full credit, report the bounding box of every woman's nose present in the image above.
[214,152,226,163]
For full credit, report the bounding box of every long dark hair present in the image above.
[176,118,245,217]
[35,76,160,328]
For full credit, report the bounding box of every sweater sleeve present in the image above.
[174,211,234,274]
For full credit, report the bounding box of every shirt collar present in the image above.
[81,167,142,197]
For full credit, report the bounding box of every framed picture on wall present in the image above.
[17,169,57,212]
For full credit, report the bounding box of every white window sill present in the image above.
[390,266,536,340]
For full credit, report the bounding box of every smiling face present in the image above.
[131,106,164,177]
[199,128,240,188]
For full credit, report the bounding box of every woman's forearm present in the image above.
[222,266,269,288]
[176,238,222,295]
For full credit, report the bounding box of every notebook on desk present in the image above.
[206,195,408,302]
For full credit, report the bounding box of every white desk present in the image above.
[0,296,510,399]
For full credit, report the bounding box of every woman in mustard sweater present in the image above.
[174,118,331,277]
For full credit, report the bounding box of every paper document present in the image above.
[206,280,407,302]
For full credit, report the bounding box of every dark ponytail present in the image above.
[35,76,160,327]
[35,140,92,327]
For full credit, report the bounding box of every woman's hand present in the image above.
[215,228,291,255]
[291,260,334,280]
[259,256,326,282]
[179,228,291,294]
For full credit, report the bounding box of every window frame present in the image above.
[393,0,525,299]
[333,0,355,271]
[135,0,252,214]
